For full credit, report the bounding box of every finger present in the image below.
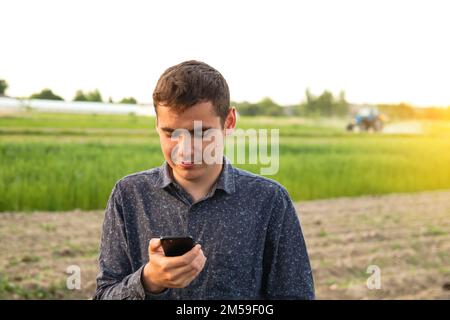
[167,254,207,288]
[149,238,163,253]
[178,257,206,286]
[192,250,207,272]
[168,266,200,288]
[198,254,207,271]
[164,244,202,268]
[168,252,207,282]
[181,244,202,263]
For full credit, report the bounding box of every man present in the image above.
[94,60,315,299]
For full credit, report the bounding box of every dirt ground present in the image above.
[0,190,449,300]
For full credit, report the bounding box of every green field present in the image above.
[1,112,450,211]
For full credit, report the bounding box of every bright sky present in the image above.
[1,0,449,107]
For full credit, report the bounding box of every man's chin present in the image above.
[174,164,202,178]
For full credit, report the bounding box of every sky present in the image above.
[1,0,449,107]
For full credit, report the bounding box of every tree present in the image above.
[119,97,137,104]
[0,79,8,96]
[377,103,415,120]
[311,90,333,117]
[235,101,259,116]
[257,97,284,116]
[299,89,349,117]
[73,89,103,102]
[74,90,88,101]
[86,89,102,102]
[234,98,284,116]
[301,88,322,116]
[335,90,350,117]
[30,88,64,101]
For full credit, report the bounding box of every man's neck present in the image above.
[171,163,223,203]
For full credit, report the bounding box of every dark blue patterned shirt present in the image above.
[94,156,315,300]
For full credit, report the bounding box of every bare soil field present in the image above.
[1,190,449,299]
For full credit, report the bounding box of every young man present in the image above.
[94,60,315,299]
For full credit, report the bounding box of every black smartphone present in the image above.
[160,236,195,257]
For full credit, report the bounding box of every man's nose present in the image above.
[176,135,193,157]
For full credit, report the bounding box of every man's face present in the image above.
[156,101,235,182]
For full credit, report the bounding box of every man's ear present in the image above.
[224,107,237,134]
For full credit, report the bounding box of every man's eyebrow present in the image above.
[160,126,214,133]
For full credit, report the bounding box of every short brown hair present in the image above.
[152,60,230,125]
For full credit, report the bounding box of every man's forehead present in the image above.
[156,109,221,130]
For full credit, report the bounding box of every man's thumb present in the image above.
[149,238,161,252]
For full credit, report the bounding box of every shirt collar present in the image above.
[156,156,235,195]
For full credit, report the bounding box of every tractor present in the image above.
[347,107,387,132]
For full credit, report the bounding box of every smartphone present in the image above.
[160,236,195,257]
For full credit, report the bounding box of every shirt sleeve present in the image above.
[93,182,171,300]
[262,186,315,300]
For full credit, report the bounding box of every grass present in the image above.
[0,141,162,211]
[1,111,450,211]
[424,225,448,237]
[0,274,67,299]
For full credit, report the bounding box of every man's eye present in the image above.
[203,130,215,138]
[167,133,178,140]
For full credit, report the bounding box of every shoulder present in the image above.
[232,166,291,200]
[113,167,161,194]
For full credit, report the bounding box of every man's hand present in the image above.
[142,238,207,293]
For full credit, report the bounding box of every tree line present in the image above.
[233,89,350,117]
[0,79,137,104]
[233,89,450,120]
[2,78,450,119]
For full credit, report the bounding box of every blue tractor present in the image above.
[347,107,386,132]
